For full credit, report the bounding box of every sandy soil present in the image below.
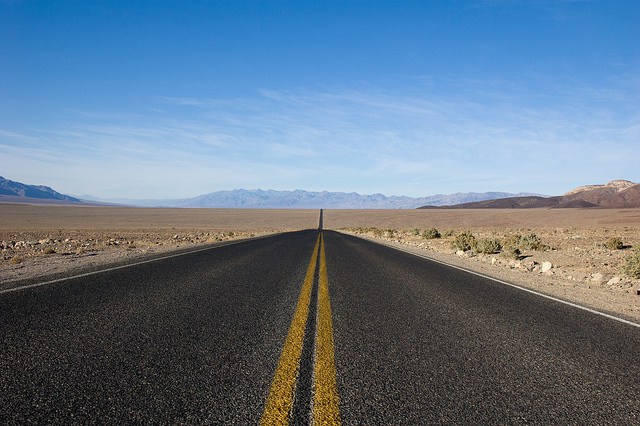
[2,204,639,323]
[0,204,319,285]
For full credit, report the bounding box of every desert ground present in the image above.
[2,203,639,322]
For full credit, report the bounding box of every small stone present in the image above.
[541,261,553,273]
[456,250,466,257]
[521,258,537,272]
[491,257,497,265]
[591,273,606,283]
[607,276,622,286]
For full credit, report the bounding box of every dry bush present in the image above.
[518,233,545,250]
[605,237,624,250]
[422,228,441,239]
[475,238,502,254]
[502,233,545,252]
[622,246,640,279]
[452,231,476,251]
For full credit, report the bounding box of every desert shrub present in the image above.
[442,229,455,237]
[518,233,545,250]
[412,228,421,236]
[384,229,397,238]
[605,237,624,250]
[372,228,383,237]
[452,231,476,251]
[622,246,640,279]
[502,234,522,258]
[502,233,545,252]
[502,246,522,259]
[422,228,441,239]
[475,238,502,254]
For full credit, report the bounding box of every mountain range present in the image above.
[419,180,640,209]
[2,176,537,209]
[0,176,81,204]
[3,175,639,209]
[81,189,540,209]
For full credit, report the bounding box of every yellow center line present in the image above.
[261,234,321,425]
[313,233,341,425]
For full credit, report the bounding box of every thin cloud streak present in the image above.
[1,76,638,198]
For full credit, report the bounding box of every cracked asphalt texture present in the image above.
[2,230,640,424]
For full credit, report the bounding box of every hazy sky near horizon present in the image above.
[1,0,638,199]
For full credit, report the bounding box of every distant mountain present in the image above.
[0,175,545,209]
[420,180,640,209]
[105,189,541,209]
[0,176,81,203]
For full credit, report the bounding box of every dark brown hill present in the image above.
[419,180,640,209]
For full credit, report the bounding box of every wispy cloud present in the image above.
[1,75,638,198]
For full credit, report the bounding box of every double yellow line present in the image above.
[261,233,341,425]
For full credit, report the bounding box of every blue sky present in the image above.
[1,0,638,199]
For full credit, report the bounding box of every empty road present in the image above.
[2,230,640,424]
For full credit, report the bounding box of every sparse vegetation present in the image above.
[502,246,522,259]
[10,256,24,264]
[442,229,455,238]
[605,237,624,250]
[502,232,545,253]
[518,233,545,250]
[43,247,56,255]
[452,231,476,251]
[422,228,441,239]
[622,246,640,279]
[412,228,421,236]
[475,238,502,254]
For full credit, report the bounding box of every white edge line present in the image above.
[337,231,640,329]
[0,233,279,296]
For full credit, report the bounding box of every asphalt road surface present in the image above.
[2,230,640,424]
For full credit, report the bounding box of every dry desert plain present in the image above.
[1,203,640,322]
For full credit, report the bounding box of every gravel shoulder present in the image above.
[340,227,640,324]
[0,229,283,287]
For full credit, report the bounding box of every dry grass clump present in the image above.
[422,228,441,239]
[502,233,545,252]
[10,256,24,264]
[605,237,624,250]
[452,231,476,252]
[622,246,640,279]
[475,238,502,254]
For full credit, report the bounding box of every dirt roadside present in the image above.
[339,226,640,324]
[2,204,639,323]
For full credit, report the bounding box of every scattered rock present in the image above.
[591,273,606,283]
[521,258,538,272]
[607,276,622,286]
[541,261,553,273]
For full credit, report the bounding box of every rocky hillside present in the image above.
[421,180,640,209]
[0,176,80,203]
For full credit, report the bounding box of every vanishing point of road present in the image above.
[2,228,640,424]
